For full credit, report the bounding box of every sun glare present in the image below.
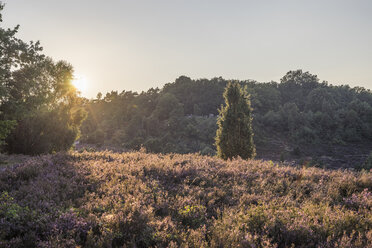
[72,75,88,93]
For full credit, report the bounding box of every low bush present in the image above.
[0,151,371,247]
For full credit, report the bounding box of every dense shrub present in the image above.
[216,82,255,160]
[0,5,86,155]
[0,151,371,247]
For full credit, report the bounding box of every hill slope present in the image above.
[0,151,371,247]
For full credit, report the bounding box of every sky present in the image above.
[2,0,372,98]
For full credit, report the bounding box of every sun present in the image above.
[72,75,88,93]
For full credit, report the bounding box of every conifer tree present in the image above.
[215,82,256,159]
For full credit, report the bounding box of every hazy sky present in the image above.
[2,0,372,97]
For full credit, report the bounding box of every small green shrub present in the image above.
[178,205,207,229]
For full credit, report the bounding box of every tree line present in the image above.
[1,2,372,157]
[80,71,372,155]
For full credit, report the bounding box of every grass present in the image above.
[0,151,371,247]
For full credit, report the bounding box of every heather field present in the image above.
[0,151,371,247]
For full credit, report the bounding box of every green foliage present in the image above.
[79,70,372,159]
[0,5,86,154]
[178,205,206,229]
[0,3,41,148]
[154,93,184,121]
[0,192,24,220]
[216,83,256,160]
[0,120,16,147]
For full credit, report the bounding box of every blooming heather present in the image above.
[0,151,371,247]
